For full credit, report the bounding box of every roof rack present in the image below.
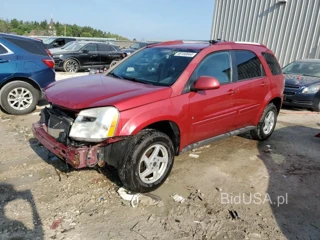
[148,39,227,47]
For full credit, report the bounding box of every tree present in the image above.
[10,18,19,29]
[81,32,92,37]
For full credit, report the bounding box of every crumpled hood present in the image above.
[285,74,320,86]
[44,74,172,111]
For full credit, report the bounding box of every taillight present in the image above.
[42,59,55,68]
[46,49,53,57]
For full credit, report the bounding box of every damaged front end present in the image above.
[32,106,131,169]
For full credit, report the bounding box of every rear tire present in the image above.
[251,103,278,141]
[0,81,39,115]
[118,129,174,193]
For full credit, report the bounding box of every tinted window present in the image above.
[262,52,282,75]
[234,50,265,80]
[195,51,231,84]
[82,44,97,52]
[0,44,8,54]
[112,46,120,51]
[98,44,113,51]
[3,37,47,56]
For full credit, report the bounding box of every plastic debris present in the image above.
[117,187,162,208]
[189,153,199,158]
[171,194,185,203]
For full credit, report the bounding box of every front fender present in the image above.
[117,96,190,149]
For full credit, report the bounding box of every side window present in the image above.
[98,44,113,51]
[83,44,97,52]
[54,39,65,47]
[0,44,8,54]
[194,51,231,84]
[3,37,47,56]
[262,52,282,75]
[233,50,265,80]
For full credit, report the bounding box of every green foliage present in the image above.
[0,18,129,40]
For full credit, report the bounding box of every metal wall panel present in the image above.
[211,0,320,66]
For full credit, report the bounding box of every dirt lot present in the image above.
[0,72,320,240]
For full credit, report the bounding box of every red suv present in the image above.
[32,40,284,192]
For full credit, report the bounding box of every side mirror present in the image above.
[82,49,89,53]
[52,42,59,47]
[192,76,220,91]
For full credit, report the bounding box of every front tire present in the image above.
[110,58,120,68]
[251,103,278,141]
[0,81,39,115]
[118,129,174,193]
[63,59,79,73]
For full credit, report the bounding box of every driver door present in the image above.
[79,43,99,67]
[188,51,238,144]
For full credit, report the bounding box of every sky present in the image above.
[1,0,215,41]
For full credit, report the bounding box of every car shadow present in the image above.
[0,183,44,240]
[28,138,123,187]
[255,125,320,239]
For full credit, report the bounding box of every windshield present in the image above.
[130,42,147,50]
[61,41,75,49]
[283,61,320,77]
[107,47,198,86]
[64,42,86,51]
[43,38,56,44]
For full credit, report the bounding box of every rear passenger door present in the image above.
[231,50,269,128]
[0,42,16,82]
[98,44,114,65]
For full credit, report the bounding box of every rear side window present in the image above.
[233,50,265,80]
[262,52,282,75]
[0,44,8,54]
[98,44,113,51]
[3,37,47,56]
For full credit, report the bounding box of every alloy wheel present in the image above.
[7,87,33,111]
[138,144,169,184]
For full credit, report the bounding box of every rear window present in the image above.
[3,37,48,56]
[262,52,282,75]
[233,50,265,80]
[0,44,8,54]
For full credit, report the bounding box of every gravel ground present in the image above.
[0,72,319,240]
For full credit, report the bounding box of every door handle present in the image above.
[91,55,98,57]
[260,82,266,87]
[0,59,9,63]
[228,89,236,95]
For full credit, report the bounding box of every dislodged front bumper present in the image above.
[32,122,103,169]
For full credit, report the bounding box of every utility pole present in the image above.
[64,24,66,36]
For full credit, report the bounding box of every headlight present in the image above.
[69,107,119,142]
[301,84,320,94]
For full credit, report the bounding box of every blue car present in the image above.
[0,33,55,115]
[283,59,320,112]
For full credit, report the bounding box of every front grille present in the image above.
[284,91,296,96]
[40,107,74,145]
[285,85,301,89]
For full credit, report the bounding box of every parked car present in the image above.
[52,41,124,72]
[32,40,284,192]
[0,33,55,115]
[121,41,159,56]
[43,37,76,49]
[282,59,320,111]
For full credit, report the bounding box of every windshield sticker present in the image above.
[174,52,197,57]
